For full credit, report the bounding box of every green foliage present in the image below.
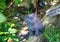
[0,22,19,42]
[0,0,6,11]
[44,26,60,42]
[0,12,6,23]
[14,0,21,6]
[1,0,58,42]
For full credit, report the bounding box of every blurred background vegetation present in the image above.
[0,0,60,42]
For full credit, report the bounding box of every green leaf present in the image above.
[45,34,50,40]
[56,39,60,42]
[0,36,8,42]
[0,32,9,35]
[12,35,19,42]
[49,35,55,42]
[8,28,17,33]
[0,12,6,23]
[0,32,4,35]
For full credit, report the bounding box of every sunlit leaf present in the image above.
[8,28,17,33]
[0,12,6,23]
[0,32,4,35]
